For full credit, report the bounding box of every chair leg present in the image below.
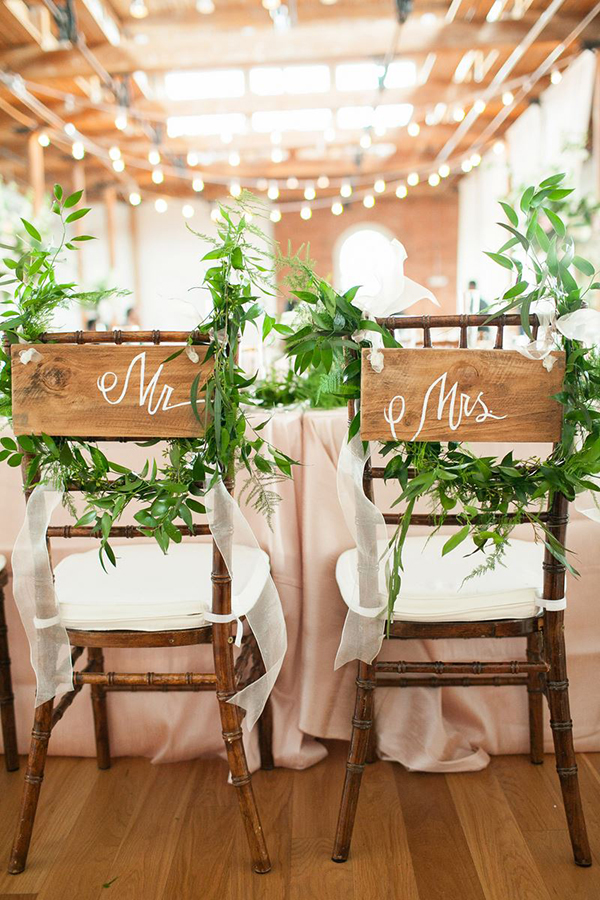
[365,714,377,764]
[545,611,592,867]
[8,699,53,874]
[332,660,376,862]
[257,696,274,771]
[212,623,271,874]
[87,648,111,770]
[526,631,544,765]
[0,582,18,772]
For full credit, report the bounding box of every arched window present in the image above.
[334,224,395,295]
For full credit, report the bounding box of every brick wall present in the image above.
[274,187,459,315]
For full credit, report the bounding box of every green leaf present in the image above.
[499,201,518,227]
[53,184,63,200]
[503,280,528,299]
[65,208,91,224]
[484,251,513,270]
[572,255,595,277]
[262,314,275,341]
[539,173,565,188]
[543,207,565,237]
[20,219,41,242]
[71,235,96,242]
[520,186,535,212]
[64,189,83,208]
[442,525,470,556]
[231,246,243,270]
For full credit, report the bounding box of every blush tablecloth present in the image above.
[1,407,599,772]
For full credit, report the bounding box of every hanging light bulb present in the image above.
[187,151,198,167]
[192,177,204,192]
[230,180,242,198]
[473,99,486,115]
[270,208,282,223]
[407,172,419,186]
[374,179,386,194]
[155,198,168,213]
[551,69,562,84]
[286,176,299,189]
[340,181,353,198]
[196,0,215,11]
[438,163,450,178]
[149,148,161,165]
[502,91,514,106]
[129,191,141,206]
[374,124,387,137]
[152,168,164,184]
[493,140,505,155]
[37,132,50,147]
[72,141,85,160]
[428,173,440,187]
[257,178,269,191]
[396,184,407,198]
[112,158,125,172]
[129,0,148,18]
[229,151,241,167]
[461,159,472,172]
[317,175,330,189]
[271,147,284,163]
[407,122,420,137]
[300,205,312,220]
[452,106,465,122]
[304,184,316,200]
[182,204,194,218]
[360,132,372,149]
[109,146,121,160]
[210,207,221,223]
[470,153,481,167]
[267,182,280,200]
[115,110,128,131]
[363,194,375,208]
[331,201,343,216]
[64,122,76,137]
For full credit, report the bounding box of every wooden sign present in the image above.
[360,348,565,443]
[11,345,214,438]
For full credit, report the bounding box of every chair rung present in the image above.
[376,675,529,688]
[374,660,548,675]
[381,512,550,526]
[47,524,211,538]
[38,329,210,345]
[73,672,217,687]
[106,683,216,692]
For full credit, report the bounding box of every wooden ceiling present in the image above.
[1,0,599,210]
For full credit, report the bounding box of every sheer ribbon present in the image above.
[334,434,391,669]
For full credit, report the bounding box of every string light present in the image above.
[407,172,419,186]
[374,124,387,137]
[64,122,76,136]
[317,175,330,189]
[286,177,299,189]
[396,184,407,198]
[257,178,269,191]
[270,208,282,223]
[182,204,194,218]
[128,191,141,206]
[374,179,386,194]
[152,168,164,184]
[267,182,280,200]
[331,201,343,216]
[229,151,241,167]
[551,69,562,84]
[452,106,465,122]
[37,132,50,147]
[271,147,284,163]
[109,146,121,160]
[407,122,420,137]
[360,132,372,149]
[210,207,221,222]
[363,194,375,208]
[192,177,204,192]
[493,140,505,155]
[196,0,215,11]
[129,0,149,18]
[155,198,168,213]
[340,181,353,198]
[304,184,316,200]
[428,173,440,187]
[72,141,85,159]
[438,163,450,178]
[470,153,481,167]
[230,180,242,198]
[300,205,312,220]
[502,91,514,106]
[187,151,198,166]
[149,148,161,165]
[115,111,128,131]
[473,99,486,115]
[461,159,472,172]
[112,159,125,172]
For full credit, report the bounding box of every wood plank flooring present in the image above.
[0,741,599,900]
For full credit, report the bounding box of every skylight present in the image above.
[166,113,247,137]
[164,69,245,101]
[336,105,374,129]
[336,63,381,92]
[251,108,333,133]
[374,103,414,128]
[248,64,331,97]
[383,61,417,89]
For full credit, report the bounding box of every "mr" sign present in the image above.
[11,345,213,438]
[360,348,565,443]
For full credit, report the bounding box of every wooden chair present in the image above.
[0,558,18,771]
[332,314,592,868]
[7,330,274,876]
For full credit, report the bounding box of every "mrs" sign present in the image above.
[11,345,214,438]
[360,348,565,443]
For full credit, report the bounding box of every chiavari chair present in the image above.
[6,330,273,876]
[332,314,591,868]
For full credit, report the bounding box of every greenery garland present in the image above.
[285,174,600,622]
[0,187,296,570]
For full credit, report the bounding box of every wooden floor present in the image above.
[0,741,599,899]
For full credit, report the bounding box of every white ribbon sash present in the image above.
[12,483,74,706]
[334,433,391,669]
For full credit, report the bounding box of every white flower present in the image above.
[185,346,200,364]
[18,348,42,365]
[351,238,439,319]
[556,308,600,345]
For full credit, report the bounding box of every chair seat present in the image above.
[336,535,544,622]
[54,542,270,631]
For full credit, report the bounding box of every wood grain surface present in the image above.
[11,345,213,438]
[360,348,565,443]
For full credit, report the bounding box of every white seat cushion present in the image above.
[54,542,270,631]
[336,535,544,622]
